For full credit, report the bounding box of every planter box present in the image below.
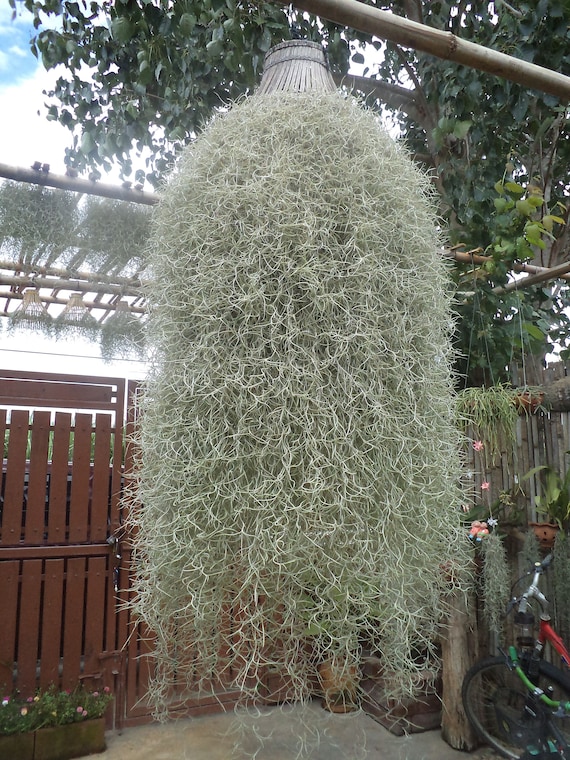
[0,718,106,760]
[0,730,35,760]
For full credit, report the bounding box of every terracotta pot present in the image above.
[317,659,360,713]
[514,391,544,414]
[529,522,559,550]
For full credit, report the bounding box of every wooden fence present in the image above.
[463,363,570,649]
[3,366,570,729]
[0,371,243,729]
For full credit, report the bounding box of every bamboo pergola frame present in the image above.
[1,7,569,322]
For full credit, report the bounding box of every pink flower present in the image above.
[473,440,484,452]
[27,697,34,703]
[82,710,88,717]
[481,481,490,491]
[93,692,99,697]
[103,686,110,694]
[76,706,84,713]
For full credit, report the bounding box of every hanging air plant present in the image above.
[8,288,53,335]
[479,531,511,634]
[130,86,470,713]
[100,301,146,363]
[55,292,100,340]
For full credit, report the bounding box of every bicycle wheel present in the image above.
[462,655,570,759]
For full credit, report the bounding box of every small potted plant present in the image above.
[317,653,360,713]
[522,461,570,548]
[0,684,113,760]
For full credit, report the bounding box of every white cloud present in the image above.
[0,66,73,173]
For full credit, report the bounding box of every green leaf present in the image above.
[179,13,196,35]
[515,199,534,216]
[453,120,472,139]
[258,27,272,53]
[138,59,152,85]
[111,17,135,43]
[206,39,224,57]
[80,130,96,154]
[505,181,525,196]
[523,322,545,340]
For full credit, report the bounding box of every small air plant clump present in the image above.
[131,90,470,714]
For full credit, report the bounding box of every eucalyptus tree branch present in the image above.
[402,0,422,24]
[333,73,421,117]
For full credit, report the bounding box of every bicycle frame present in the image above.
[507,556,570,729]
[516,556,570,668]
[540,618,570,667]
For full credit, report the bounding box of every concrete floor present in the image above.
[92,701,497,760]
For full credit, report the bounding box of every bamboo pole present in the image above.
[493,260,570,293]
[446,249,570,283]
[0,274,142,299]
[0,287,146,314]
[276,0,570,100]
[0,260,142,287]
[0,163,159,206]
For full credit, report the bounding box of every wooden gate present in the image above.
[0,371,128,727]
[0,370,245,729]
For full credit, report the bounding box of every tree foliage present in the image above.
[9,0,570,384]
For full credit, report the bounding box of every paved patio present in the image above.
[93,701,497,760]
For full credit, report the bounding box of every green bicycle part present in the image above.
[508,646,570,713]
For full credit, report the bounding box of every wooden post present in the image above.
[440,588,479,750]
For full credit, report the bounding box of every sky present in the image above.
[0,8,386,382]
[0,4,148,380]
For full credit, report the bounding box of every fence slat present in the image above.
[0,560,19,688]
[25,411,51,545]
[47,412,72,544]
[2,410,30,545]
[61,557,86,689]
[68,414,92,544]
[18,559,42,695]
[83,556,108,677]
[90,414,112,543]
[40,558,65,688]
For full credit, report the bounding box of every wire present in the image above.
[0,345,148,365]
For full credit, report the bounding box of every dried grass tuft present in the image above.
[129,91,470,713]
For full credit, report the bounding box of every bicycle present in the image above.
[462,553,570,759]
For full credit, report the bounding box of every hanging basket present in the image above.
[8,289,53,333]
[55,293,100,339]
[255,40,336,95]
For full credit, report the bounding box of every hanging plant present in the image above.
[100,301,146,362]
[130,87,470,714]
[456,384,519,466]
[54,292,100,340]
[478,530,511,635]
[7,289,53,336]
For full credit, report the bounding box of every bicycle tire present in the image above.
[462,655,570,759]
